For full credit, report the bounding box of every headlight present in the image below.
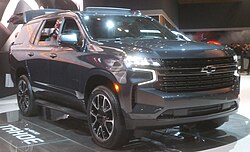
[124,56,161,68]
[131,68,158,85]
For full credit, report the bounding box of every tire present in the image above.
[87,86,130,149]
[17,75,38,116]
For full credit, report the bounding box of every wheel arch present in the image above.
[83,69,119,109]
[15,67,28,84]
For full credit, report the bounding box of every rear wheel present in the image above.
[87,86,130,149]
[17,75,38,116]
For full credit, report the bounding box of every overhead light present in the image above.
[106,20,115,29]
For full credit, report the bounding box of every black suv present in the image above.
[9,7,240,149]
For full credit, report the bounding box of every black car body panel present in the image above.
[10,8,240,131]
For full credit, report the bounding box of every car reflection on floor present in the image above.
[0,109,249,152]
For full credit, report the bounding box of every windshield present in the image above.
[81,15,177,41]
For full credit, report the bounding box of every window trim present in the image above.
[59,16,86,50]
[34,17,62,46]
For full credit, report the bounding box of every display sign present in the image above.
[0,121,67,148]
[0,124,44,145]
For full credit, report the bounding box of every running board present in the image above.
[35,99,87,120]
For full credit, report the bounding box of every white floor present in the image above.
[0,75,250,152]
[0,95,18,113]
[238,75,250,118]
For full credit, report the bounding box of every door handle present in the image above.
[50,53,57,58]
[28,52,34,57]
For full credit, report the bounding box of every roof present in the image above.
[8,7,142,24]
[82,7,141,16]
[8,9,62,24]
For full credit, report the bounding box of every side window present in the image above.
[61,18,82,46]
[15,21,41,45]
[37,18,62,46]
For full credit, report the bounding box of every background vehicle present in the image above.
[9,8,240,149]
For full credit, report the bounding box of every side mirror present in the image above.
[58,33,78,45]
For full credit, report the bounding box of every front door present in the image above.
[48,17,87,110]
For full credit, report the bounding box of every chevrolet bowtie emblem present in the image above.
[201,66,216,74]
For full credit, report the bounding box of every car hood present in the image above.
[99,39,234,59]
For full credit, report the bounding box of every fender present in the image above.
[81,68,119,94]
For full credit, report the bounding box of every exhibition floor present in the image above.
[0,76,249,152]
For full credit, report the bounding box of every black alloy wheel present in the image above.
[90,93,114,142]
[17,75,38,116]
[87,86,130,149]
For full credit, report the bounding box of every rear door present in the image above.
[28,18,62,100]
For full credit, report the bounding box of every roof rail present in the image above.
[8,9,61,24]
[84,7,140,15]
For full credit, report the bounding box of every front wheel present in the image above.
[17,75,38,116]
[87,86,130,149]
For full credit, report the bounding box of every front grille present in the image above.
[154,57,237,92]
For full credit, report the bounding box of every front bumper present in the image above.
[122,86,239,129]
